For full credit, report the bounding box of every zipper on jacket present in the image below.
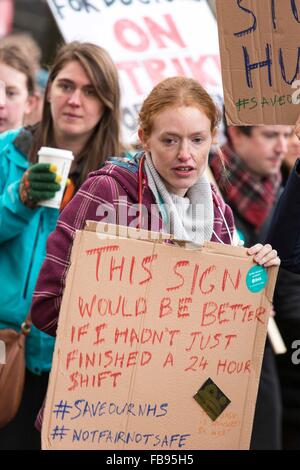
[23,214,43,299]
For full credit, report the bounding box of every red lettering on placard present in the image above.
[177,297,192,318]
[129,256,136,285]
[201,301,218,326]
[116,61,143,94]
[86,245,119,282]
[114,19,149,52]
[171,57,186,75]
[185,355,208,372]
[159,297,172,318]
[140,254,158,285]
[143,59,166,85]
[136,297,147,316]
[143,15,186,49]
[167,260,190,292]
[66,349,78,370]
[110,256,125,281]
[114,14,186,52]
[255,306,266,324]
[78,295,97,318]
[68,371,122,391]
[167,329,180,346]
[222,269,241,292]
[224,334,237,349]
[217,359,251,375]
[186,56,221,86]
[199,265,216,295]
[93,323,107,346]
[70,323,90,344]
[117,55,221,96]
[185,332,237,352]
[141,351,152,366]
[190,264,199,296]
[163,352,174,368]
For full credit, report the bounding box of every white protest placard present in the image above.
[47,0,222,142]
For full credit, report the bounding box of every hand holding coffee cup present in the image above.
[19,162,62,209]
[37,147,74,209]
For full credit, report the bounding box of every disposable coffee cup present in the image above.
[37,147,74,209]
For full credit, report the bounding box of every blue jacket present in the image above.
[267,159,300,273]
[0,128,57,374]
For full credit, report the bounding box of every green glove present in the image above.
[19,163,62,208]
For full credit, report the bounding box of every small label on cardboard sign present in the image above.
[246,266,268,293]
[194,378,231,422]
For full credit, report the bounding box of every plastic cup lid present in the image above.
[38,146,74,160]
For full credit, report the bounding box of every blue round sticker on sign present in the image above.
[246,266,268,293]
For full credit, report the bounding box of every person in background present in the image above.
[210,124,292,247]
[0,32,42,72]
[0,32,49,126]
[0,41,123,450]
[281,131,300,186]
[25,67,49,126]
[0,43,36,133]
[29,76,280,434]
[209,122,292,450]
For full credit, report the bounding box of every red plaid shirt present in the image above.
[210,143,281,230]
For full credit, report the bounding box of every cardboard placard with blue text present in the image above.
[216,0,300,125]
[42,223,278,450]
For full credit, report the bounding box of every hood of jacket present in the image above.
[88,152,148,205]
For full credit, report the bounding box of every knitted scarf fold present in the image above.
[210,143,281,229]
[144,152,213,245]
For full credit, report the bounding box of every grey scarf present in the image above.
[144,152,213,245]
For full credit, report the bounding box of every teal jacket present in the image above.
[0,128,57,374]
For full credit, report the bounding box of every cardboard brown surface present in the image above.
[216,0,300,125]
[42,224,278,450]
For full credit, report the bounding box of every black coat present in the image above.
[224,177,283,449]
[273,268,300,447]
[266,159,300,448]
[268,159,300,273]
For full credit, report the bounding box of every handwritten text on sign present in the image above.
[65,244,262,391]
[42,233,273,449]
[216,0,300,124]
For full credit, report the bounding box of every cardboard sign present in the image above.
[42,223,278,450]
[47,0,222,142]
[216,0,300,125]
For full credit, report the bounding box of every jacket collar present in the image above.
[5,125,38,169]
[13,124,38,158]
